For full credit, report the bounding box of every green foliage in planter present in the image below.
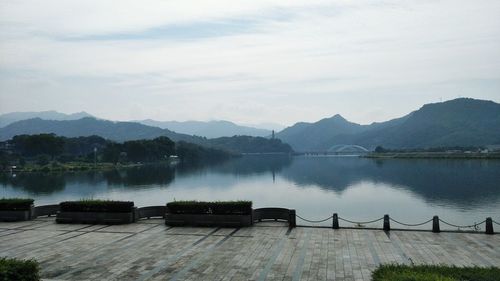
[166,201,210,214]
[59,199,134,213]
[166,201,252,215]
[372,264,500,281]
[0,198,34,211]
[0,257,40,281]
[211,201,252,215]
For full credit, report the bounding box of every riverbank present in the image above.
[364,152,500,159]
[1,217,498,280]
[2,161,160,173]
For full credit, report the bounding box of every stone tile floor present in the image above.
[1,217,499,281]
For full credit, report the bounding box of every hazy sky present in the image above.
[1,0,499,127]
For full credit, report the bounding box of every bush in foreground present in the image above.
[59,199,134,213]
[166,201,252,215]
[372,264,500,281]
[0,257,40,281]
[0,198,34,211]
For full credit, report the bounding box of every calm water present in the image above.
[1,155,499,229]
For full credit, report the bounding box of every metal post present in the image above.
[289,209,296,228]
[432,216,440,233]
[383,214,390,231]
[485,217,494,235]
[332,213,339,229]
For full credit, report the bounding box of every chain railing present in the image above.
[390,217,433,227]
[438,219,486,231]
[296,214,333,223]
[294,212,497,235]
[338,216,384,225]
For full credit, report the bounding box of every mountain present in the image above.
[0,117,202,143]
[0,111,93,128]
[276,98,500,151]
[276,114,366,151]
[241,122,286,131]
[0,117,292,153]
[138,119,272,138]
[352,98,500,149]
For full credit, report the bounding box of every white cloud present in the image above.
[1,0,499,125]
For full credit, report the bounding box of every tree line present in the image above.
[0,134,233,170]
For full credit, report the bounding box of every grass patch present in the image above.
[0,257,40,281]
[59,199,134,213]
[372,264,500,281]
[167,200,252,215]
[0,198,34,211]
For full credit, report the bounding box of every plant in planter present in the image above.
[0,257,40,281]
[165,200,253,227]
[0,198,35,221]
[56,199,137,224]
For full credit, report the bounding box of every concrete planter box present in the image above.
[34,204,60,217]
[165,213,252,227]
[253,208,296,227]
[0,205,35,221]
[138,206,166,219]
[56,207,138,224]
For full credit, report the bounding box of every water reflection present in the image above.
[281,157,500,208]
[1,156,499,213]
[104,165,175,187]
[0,172,65,195]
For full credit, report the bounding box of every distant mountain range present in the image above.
[0,111,93,128]
[138,119,272,138]
[0,117,292,154]
[276,98,500,151]
[0,117,201,143]
[2,98,499,151]
[0,111,274,138]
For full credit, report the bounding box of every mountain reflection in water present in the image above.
[1,155,499,227]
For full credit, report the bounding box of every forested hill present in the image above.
[208,136,292,154]
[1,134,231,165]
[0,118,293,154]
[276,98,500,151]
[0,117,203,143]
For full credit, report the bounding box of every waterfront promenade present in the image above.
[1,217,499,281]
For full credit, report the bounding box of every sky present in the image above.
[0,0,499,128]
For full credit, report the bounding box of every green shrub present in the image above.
[0,198,34,211]
[166,201,252,215]
[0,257,40,281]
[372,264,500,281]
[60,199,134,213]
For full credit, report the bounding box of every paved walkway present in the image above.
[1,217,499,281]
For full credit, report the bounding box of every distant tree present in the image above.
[102,143,122,163]
[176,141,232,163]
[374,146,386,153]
[123,137,175,163]
[207,136,293,153]
[36,154,50,166]
[0,152,9,170]
[11,134,64,158]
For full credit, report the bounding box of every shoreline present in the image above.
[1,161,171,173]
[363,152,500,159]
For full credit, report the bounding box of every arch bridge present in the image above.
[326,144,370,154]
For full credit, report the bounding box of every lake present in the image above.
[1,155,499,229]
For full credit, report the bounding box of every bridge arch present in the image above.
[327,144,369,153]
